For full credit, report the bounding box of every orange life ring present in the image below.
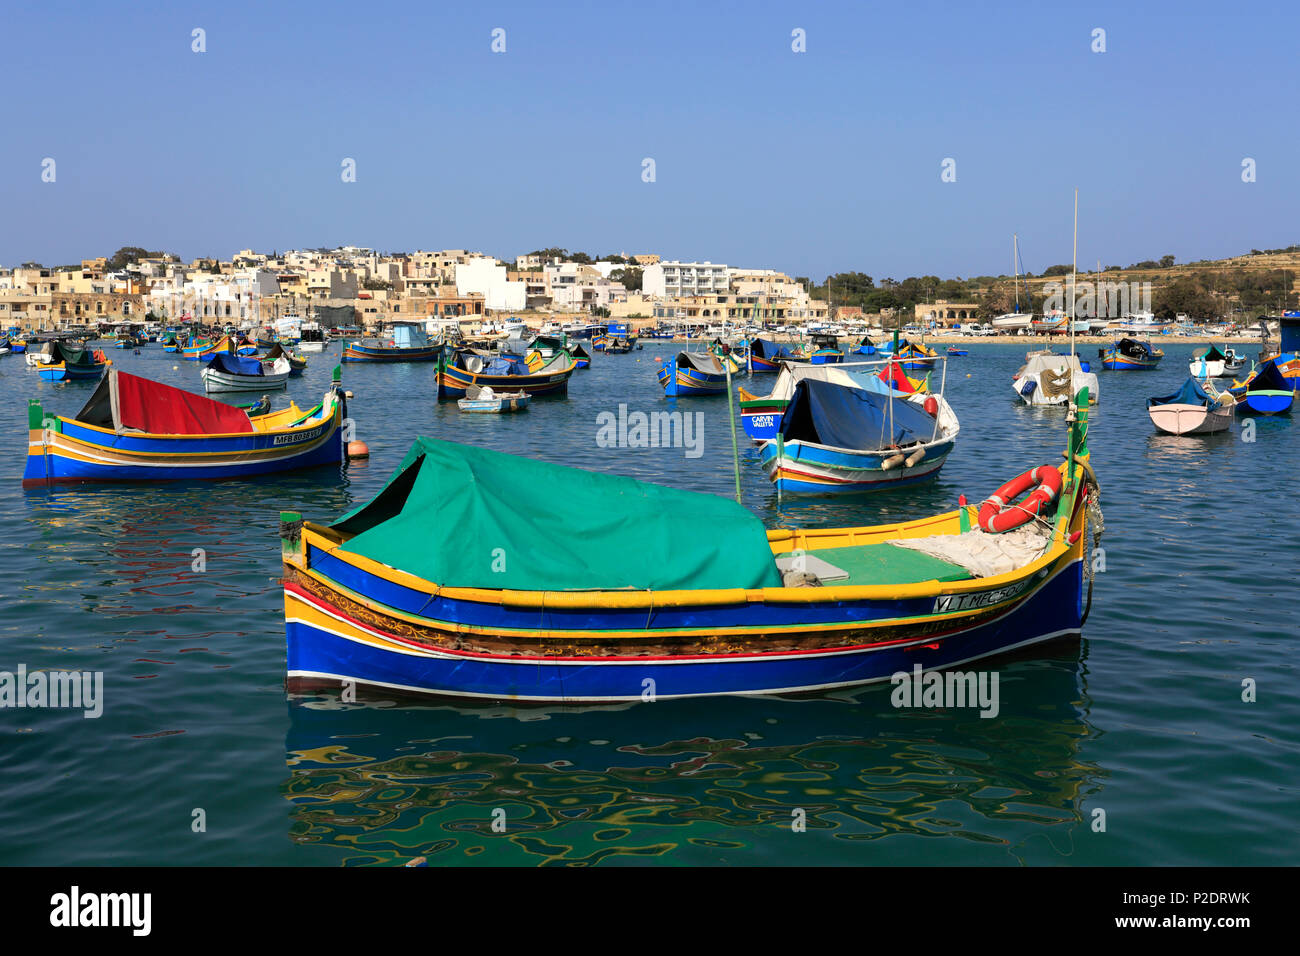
[978,466,1062,533]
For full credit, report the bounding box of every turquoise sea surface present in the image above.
[1,341,1296,865]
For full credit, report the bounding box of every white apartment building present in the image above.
[642,260,730,299]
[456,256,525,311]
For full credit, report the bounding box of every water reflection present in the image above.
[282,642,1103,866]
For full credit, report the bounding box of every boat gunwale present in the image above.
[289,462,1085,611]
[41,392,341,442]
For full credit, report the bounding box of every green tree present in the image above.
[610,267,643,292]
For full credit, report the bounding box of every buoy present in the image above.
[653,356,662,362]
[923,396,939,416]
[344,390,354,399]
[347,441,370,459]
[173,365,179,370]
[905,447,926,468]
[966,373,971,378]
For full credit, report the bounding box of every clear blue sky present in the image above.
[2,0,1296,280]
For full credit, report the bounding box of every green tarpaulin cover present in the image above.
[331,438,783,592]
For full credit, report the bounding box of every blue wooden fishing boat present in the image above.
[23,367,347,486]
[1224,360,1295,416]
[1100,337,1163,370]
[738,361,929,443]
[570,342,592,368]
[657,351,728,396]
[437,348,576,400]
[758,378,959,494]
[280,401,1096,702]
[892,339,940,371]
[35,342,111,381]
[947,346,969,357]
[852,336,878,356]
[805,334,844,365]
[342,323,440,362]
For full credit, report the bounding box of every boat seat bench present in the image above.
[782,543,972,588]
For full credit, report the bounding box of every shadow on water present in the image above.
[281,640,1105,866]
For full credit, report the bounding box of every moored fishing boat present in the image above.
[437,348,576,400]
[805,333,844,365]
[570,342,592,368]
[1188,344,1238,378]
[298,322,327,352]
[279,401,1096,702]
[263,342,307,375]
[1100,337,1163,370]
[758,377,959,494]
[180,336,236,361]
[23,367,347,486]
[34,341,111,381]
[851,335,878,356]
[1031,311,1069,334]
[947,346,969,356]
[1147,378,1234,435]
[456,385,530,413]
[747,338,797,371]
[657,351,729,396]
[200,352,292,393]
[1222,361,1295,416]
[738,359,928,443]
[1013,351,1100,406]
[893,339,940,370]
[342,322,441,362]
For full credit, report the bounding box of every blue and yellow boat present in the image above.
[570,342,592,368]
[437,348,576,400]
[891,339,940,371]
[23,368,348,487]
[35,342,110,381]
[1224,360,1295,416]
[280,400,1097,702]
[342,323,440,362]
[1100,337,1163,370]
[748,338,796,372]
[657,351,729,396]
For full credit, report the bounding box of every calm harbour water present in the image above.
[1,341,1296,866]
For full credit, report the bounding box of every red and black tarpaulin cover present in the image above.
[76,370,254,435]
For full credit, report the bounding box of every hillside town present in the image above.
[0,247,836,334]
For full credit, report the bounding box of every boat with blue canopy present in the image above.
[758,376,959,494]
[1147,377,1234,435]
[280,399,1096,702]
[200,351,292,393]
[747,338,796,372]
[737,358,929,443]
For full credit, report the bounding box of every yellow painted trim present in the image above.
[296,462,1086,612]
